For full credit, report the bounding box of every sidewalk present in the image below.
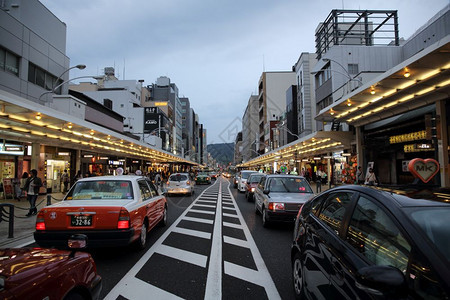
[0,192,65,248]
[0,181,334,249]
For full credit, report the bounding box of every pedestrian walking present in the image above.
[356,166,364,184]
[24,169,42,216]
[365,168,378,186]
[154,172,161,186]
[18,172,29,200]
[61,169,69,193]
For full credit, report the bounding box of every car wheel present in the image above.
[262,207,270,227]
[159,205,168,227]
[136,221,148,249]
[292,252,305,299]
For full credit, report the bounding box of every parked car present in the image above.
[254,174,314,227]
[291,185,450,300]
[238,170,257,193]
[166,173,194,196]
[245,173,265,202]
[195,172,211,185]
[0,234,102,300]
[34,175,167,249]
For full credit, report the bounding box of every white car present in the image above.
[238,170,257,193]
[166,173,194,196]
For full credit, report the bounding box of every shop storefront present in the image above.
[362,105,442,186]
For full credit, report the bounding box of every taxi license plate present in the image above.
[71,215,92,226]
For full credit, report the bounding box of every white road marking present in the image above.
[204,180,223,299]
[172,227,211,239]
[195,199,217,204]
[223,221,243,229]
[189,209,215,215]
[181,216,214,224]
[225,261,271,287]
[193,203,216,208]
[224,181,282,300]
[156,244,208,268]
[110,276,183,300]
[223,236,248,248]
[223,212,238,218]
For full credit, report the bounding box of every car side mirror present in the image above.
[68,234,88,258]
[356,265,407,298]
[263,189,270,195]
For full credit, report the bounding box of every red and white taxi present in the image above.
[34,175,167,249]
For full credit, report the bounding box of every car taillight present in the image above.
[166,181,170,185]
[187,180,190,185]
[117,209,130,229]
[35,211,46,230]
[268,202,285,211]
[251,187,255,192]
[207,177,210,180]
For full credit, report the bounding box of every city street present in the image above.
[22,176,296,299]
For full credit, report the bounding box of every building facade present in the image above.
[241,95,259,162]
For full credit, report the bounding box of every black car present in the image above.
[291,185,450,299]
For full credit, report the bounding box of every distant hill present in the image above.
[207,143,234,165]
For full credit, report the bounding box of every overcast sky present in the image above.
[40,0,449,145]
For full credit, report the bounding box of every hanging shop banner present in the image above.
[408,158,439,183]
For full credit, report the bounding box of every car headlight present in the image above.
[251,187,255,192]
[268,202,285,211]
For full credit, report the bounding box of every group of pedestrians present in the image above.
[356,166,378,186]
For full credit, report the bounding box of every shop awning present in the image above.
[0,89,197,165]
[238,131,353,168]
[315,36,450,127]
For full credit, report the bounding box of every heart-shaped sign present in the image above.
[408,158,440,183]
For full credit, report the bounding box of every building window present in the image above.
[348,64,359,75]
[27,62,62,93]
[0,47,20,76]
[104,99,113,110]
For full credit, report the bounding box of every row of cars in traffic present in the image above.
[1,171,224,299]
[232,169,450,299]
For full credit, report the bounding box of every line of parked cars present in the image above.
[231,169,450,299]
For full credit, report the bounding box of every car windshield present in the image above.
[241,172,253,179]
[269,177,313,193]
[198,172,208,176]
[169,174,188,181]
[66,180,133,200]
[408,207,450,262]
[248,175,264,183]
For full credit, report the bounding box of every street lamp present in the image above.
[321,58,363,86]
[53,64,86,92]
[38,75,95,102]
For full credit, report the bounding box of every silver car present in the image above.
[238,170,257,193]
[166,173,194,196]
[254,174,314,227]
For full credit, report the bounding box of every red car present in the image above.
[0,235,101,300]
[34,175,167,249]
[245,173,265,202]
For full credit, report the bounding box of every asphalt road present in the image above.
[26,177,296,299]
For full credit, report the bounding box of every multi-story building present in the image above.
[241,95,259,161]
[293,52,317,137]
[0,0,197,190]
[147,77,183,155]
[180,97,193,157]
[0,0,70,104]
[257,72,296,153]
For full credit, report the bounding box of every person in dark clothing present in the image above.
[23,169,43,216]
